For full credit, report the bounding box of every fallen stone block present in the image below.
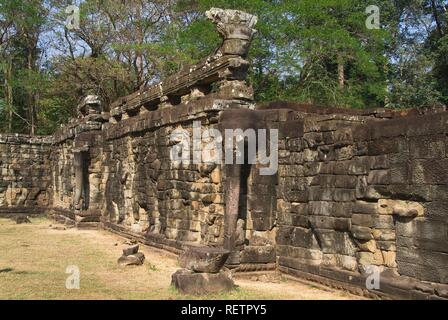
[14,216,31,224]
[179,246,230,273]
[118,252,145,266]
[171,269,235,295]
[123,244,139,256]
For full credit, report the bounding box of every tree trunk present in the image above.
[337,54,345,89]
[27,47,36,135]
[4,60,13,133]
[5,60,13,133]
[134,2,144,89]
[431,0,444,38]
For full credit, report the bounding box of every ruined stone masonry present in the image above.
[1,8,447,299]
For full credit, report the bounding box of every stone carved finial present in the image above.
[206,8,258,57]
[78,95,102,117]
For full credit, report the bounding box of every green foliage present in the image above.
[52,56,132,107]
[386,0,448,108]
[387,51,444,109]
[1,0,448,135]
[149,18,220,76]
[433,34,448,104]
[36,97,71,135]
[171,0,392,108]
[276,0,391,107]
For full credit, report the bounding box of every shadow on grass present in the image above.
[0,268,38,275]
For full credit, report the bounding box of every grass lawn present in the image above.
[0,217,361,300]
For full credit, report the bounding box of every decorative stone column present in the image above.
[73,147,89,211]
[219,108,262,267]
[206,8,258,102]
[222,163,243,267]
[172,247,234,295]
[206,9,259,268]
[206,8,258,57]
[78,95,102,117]
[72,95,105,228]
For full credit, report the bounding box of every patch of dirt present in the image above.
[1,219,363,300]
[235,274,363,300]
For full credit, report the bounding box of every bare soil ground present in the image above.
[0,217,363,300]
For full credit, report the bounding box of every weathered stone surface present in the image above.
[322,254,357,271]
[171,269,235,295]
[289,227,317,248]
[351,226,373,240]
[373,229,396,241]
[424,201,448,222]
[0,136,51,209]
[377,241,396,251]
[356,239,377,253]
[14,215,31,224]
[123,245,139,256]
[367,170,390,185]
[382,251,397,268]
[339,255,358,271]
[118,252,145,266]
[77,95,101,116]
[374,215,395,229]
[378,199,424,218]
[352,214,374,227]
[277,245,323,263]
[434,284,448,298]
[240,245,276,264]
[179,247,230,273]
[357,251,384,266]
[2,7,448,301]
[353,201,378,214]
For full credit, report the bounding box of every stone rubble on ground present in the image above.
[14,215,31,224]
[118,244,145,266]
[172,246,235,295]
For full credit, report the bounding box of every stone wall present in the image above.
[101,101,228,246]
[0,134,51,215]
[270,104,448,299]
[48,99,109,226]
[47,8,258,249]
[0,8,447,299]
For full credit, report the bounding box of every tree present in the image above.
[156,0,285,101]
[2,0,448,135]
[0,0,48,134]
[0,0,16,132]
[14,0,47,134]
[385,0,448,108]
[168,0,394,108]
